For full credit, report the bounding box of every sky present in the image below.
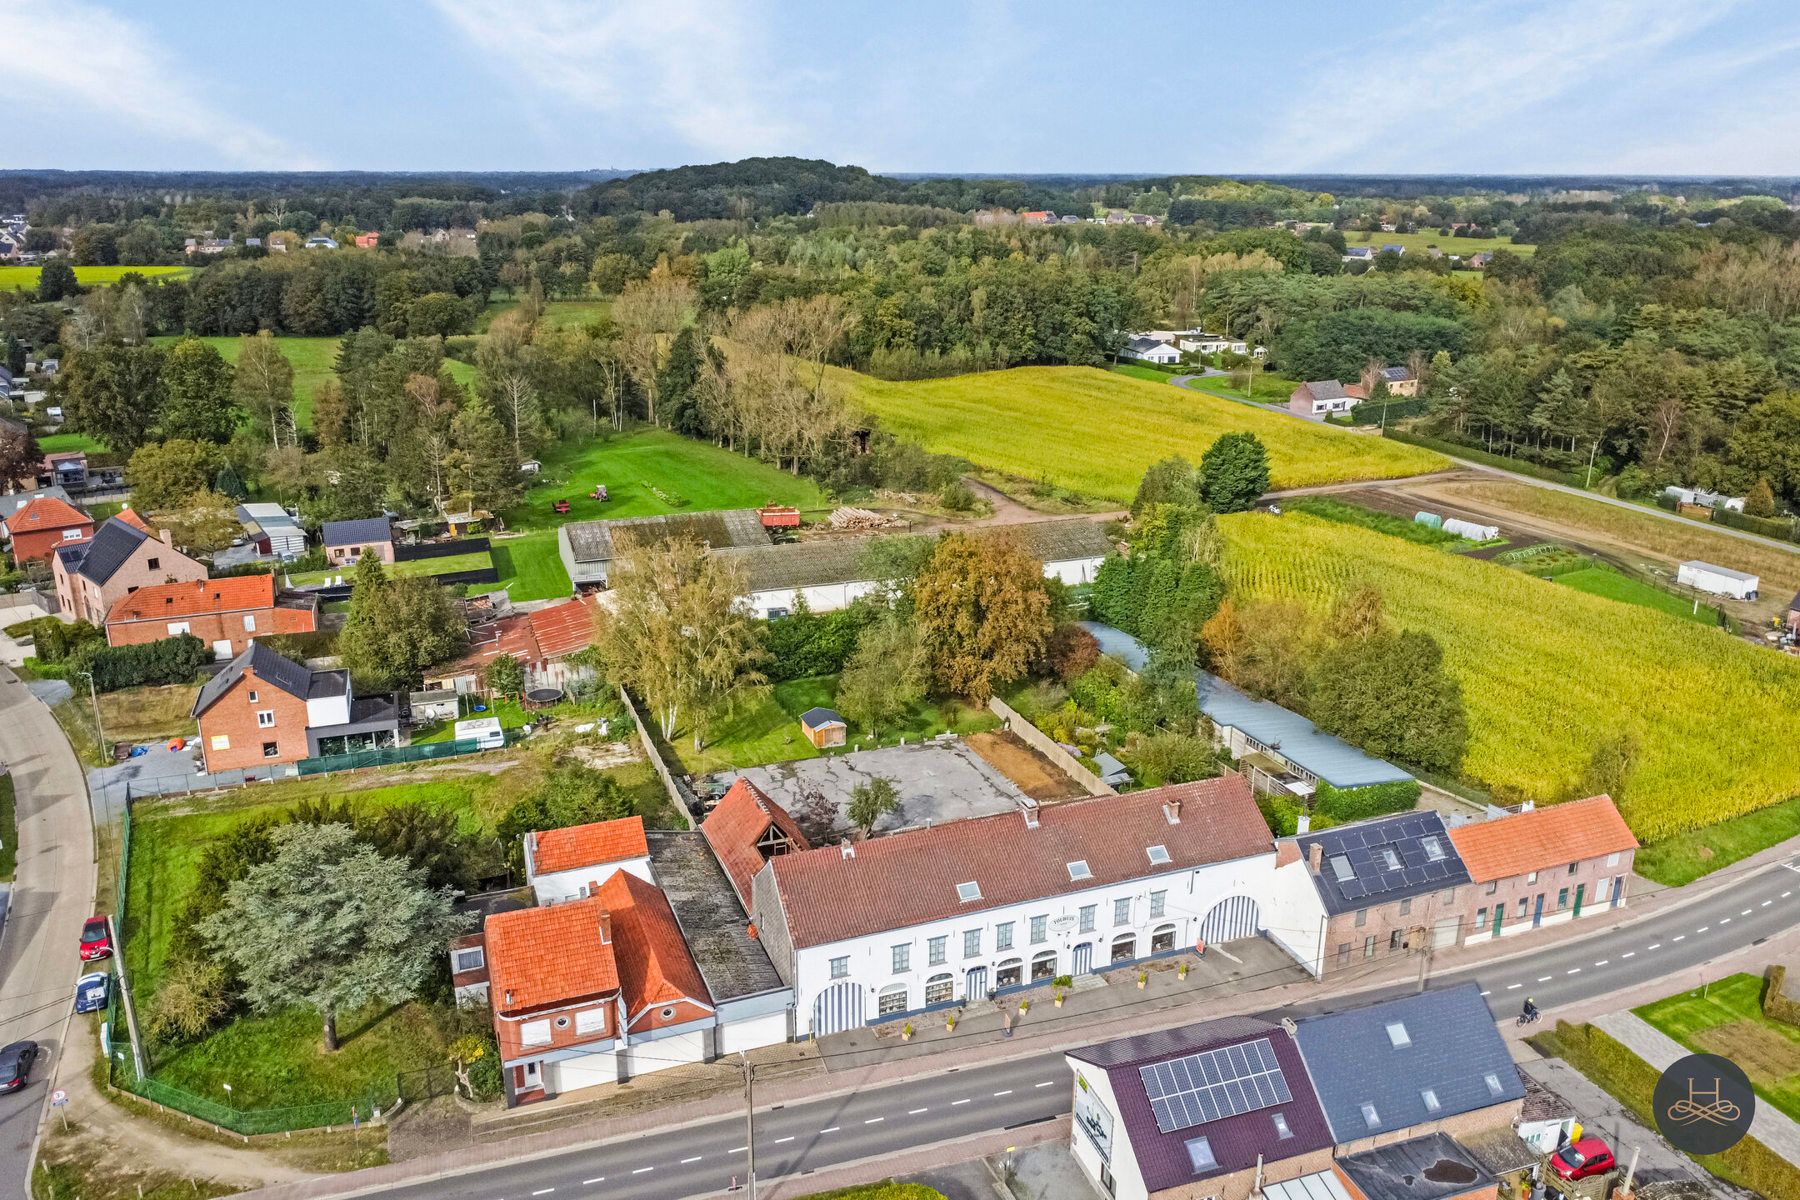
[9,0,1800,177]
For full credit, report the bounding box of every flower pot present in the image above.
[1055,996,1065,1008]
[1137,976,1147,990]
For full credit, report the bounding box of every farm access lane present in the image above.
[241,844,1800,1200]
[0,666,98,1200]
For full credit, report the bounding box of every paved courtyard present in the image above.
[712,739,1030,835]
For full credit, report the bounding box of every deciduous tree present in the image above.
[913,532,1052,703]
[337,556,468,690]
[128,439,224,510]
[836,616,926,737]
[233,332,297,450]
[156,337,239,444]
[60,343,165,452]
[847,776,901,838]
[1198,432,1270,513]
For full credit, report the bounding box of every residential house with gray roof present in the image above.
[52,512,206,624]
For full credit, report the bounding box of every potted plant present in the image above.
[1137,969,1148,990]
[1177,961,1189,980]
[902,1021,914,1041]
[1019,998,1030,1014]
[945,1012,958,1032]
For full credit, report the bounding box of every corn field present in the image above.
[837,365,1448,504]
[1218,512,1800,842]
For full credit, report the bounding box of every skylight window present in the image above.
[1422,835,1446,862]
[1386,1021,1411,1048]
[1271,1112,1293,1140]
[1381,848,1402,871]
[1067,860,1092,881]
[1485,1072,1506,1097]
[1146,844,1171,865]
[1421,1088,1441,1112]
[1184,1136,1218,1173]
[1329,855,1354,883]
[1360,1101,1380,1129]
[956,881,982,902]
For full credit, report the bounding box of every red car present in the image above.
[79,916,113,962]
[1550,1136,1616,1181]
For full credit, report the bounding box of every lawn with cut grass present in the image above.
[1109,363,1180,384]
[671,674,1000,776]
[284,550,493,588]
[0,264,192,291]
[0,774,14,881]
[1636,973,1800,1122]
[1636,795,1800,886]
[1554,564,1721,625]
[488,530,569,601]
[1341,231,1535,258]
[37,431,109,455]
[838,364,1447,505]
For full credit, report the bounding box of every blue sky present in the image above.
[11,0,1800,176]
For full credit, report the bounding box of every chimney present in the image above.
[1521,800,1536,814]
[746,921,759,940]
[1280,1016,1298,1039]
[596,911,612,945]
[840,843,856,860]
[159,527,173,547]
[1275,841,1301,869]
[1021,800,1041,829]
[1307,843,1324,874]
[1163,798,1181,825]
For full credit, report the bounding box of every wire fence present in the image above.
[295,737,486,775]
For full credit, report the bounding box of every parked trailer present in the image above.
[1443,517,1500,542]
[1676,560,1759,600]
[453,716,505,750]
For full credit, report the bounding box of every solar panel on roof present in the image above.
[1138,1037,1293,1134]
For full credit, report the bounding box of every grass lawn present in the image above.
[839,364,1447,505]
[99,684,201,746]
[488,530,569,601]
[1341,231,1535,258]
[411,694,617,744]
[1636,973,1800,1122]
[37,431,108,455]
[284,550,493,588]
[0,264,192,292]
[1636,795,1800,885]
[0,774,15,881]
[1186,374,1301,408]
[1555,564,1721,625]
[147,334,475,432]
[672,674,1000,776]
[1109,363,1180,384]
[1286,495,1476,549]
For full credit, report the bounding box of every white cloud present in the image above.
[1251,0,1750,172]
[429,0,795,159]
[5,0,314,168]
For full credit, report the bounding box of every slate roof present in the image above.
[1288,812,1470,915]
[767,776,1270,949]
[799,707,844,730]
[74,516,150,585]
[107,574,278,623]
[1335,1133,1493,1200]
[1297,380,1351,403]
[192,642,316,717]
[563,509,769,565]
[484,894,620,1017]
[596,869,714,1018]
[320,516,392,547]
[1294,983,1524,1143]
[529,815,649,877]
[4,494,90,535]
[1067,1016,1334,1192]
[701,778,810,907]
[1446,795,1637,883]
[713,522,1112,595]
[647,831,786,1002]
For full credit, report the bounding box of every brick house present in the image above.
[1450,795,1638,944]
[105,574,319,659]
[321,516,394,566]
[189,642,400,771]
[53,512,207,625]
[4,493,92,564]
[1267,812,1472,977]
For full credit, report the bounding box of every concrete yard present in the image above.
[713,738,1031,835]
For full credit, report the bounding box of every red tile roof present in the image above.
[1447,795,1638,883]
[435,596,596,677]
[4,495,90,534]
[702,778,810,905]
[114,506,154,534]
[483,894,619,1016]
[106,574,277,623]
[769,776,1269,949]
[530,816,649,877]
[596,870,713,1025]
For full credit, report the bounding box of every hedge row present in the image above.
[1382,429,1585,487]
[85,634,211,692]
[1542,1020,1800,1198]
[1710,505,1800,544]
[1764,965,1800,1027]
[1314,779,1421,822]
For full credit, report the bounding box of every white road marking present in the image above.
[1719,918,1731,925]
[582,1178,604,1186]
[820,1127,839,1134]
[1035,1081,1056,1088]
[1538,976,1552,982]
[1783,892,1793,898]
[1648,943,1662,950]
[1479,990,1491,997]
[1594,960,1608,967]
[1697,926,1710,932]
[994,1089,1013,1096]
[1763,900,1773,907]
[908,1107,929,1114]
[631,1168,654,1176]
[730,1147,747,1154]
[1673,935,1686,942]
[951,1098,971,1106]
[533,1191,555,1196]
[865,1116,885,1124]
[773,1137,795,1145]
[1567,968,1581,975]
[1507,984,1522,990]
[1742,909,1753,916]
[680,1157,703,1165]
[1622,952,1635,958]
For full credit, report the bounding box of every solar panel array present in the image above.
[1138,1037,1293,1133]
[1297,812,1471,909]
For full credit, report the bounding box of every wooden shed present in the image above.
[799,706,847,749]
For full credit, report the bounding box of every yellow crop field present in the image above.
[833,365,1448,504]
[1216,511,1800,841]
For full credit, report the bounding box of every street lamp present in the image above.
[77,670,106,759]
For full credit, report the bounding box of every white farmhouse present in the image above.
[1121,336,1182,365]
[747,776,1283,1037]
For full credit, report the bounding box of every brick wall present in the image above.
[1319,882,1467,976]
[61,536,206,625]
[10,521,91,564]
[1332,1098,1523,1157]
[197,668,313,770]
[1466,851,1633,942]
[108,602,314,657]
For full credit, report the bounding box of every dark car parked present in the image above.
[0,1040,40,1093]
[74,971,110,1015]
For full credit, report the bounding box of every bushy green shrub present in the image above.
[1124,731,1219,787]
[1313,779,1421,823]
[762,602,876,682]
[86,634,210,691]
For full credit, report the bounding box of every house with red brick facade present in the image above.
[3,493,92,564]
[189,642,400,771]
[1450,795,1638,944]
[53,513,207,625]
[106,574,318,659]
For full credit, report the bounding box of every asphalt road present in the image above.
[0,666,99,1200]
[359,848,1800,1200]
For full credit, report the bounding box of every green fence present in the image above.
[296,737,485,775]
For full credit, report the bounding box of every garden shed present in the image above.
[799,707,847,749]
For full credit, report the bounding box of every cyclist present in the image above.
[1520,996,1540,1024]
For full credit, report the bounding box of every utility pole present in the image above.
[1416,940,1433,993]
[81,670,106,758]
[741,1052,757,1200]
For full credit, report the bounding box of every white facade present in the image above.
[1677,560,1758,600]
[527,855,655,906]
[743,555,1102,620]
[1068,1058,1148,1200]
[305,683,352,727]
[1124,342,1182,365]
[1177,336,1249,355]
[793,852,1278,1036]
[1263,858,1330,976]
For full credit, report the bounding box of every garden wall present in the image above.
[617,686,698,829]
[986,697,1113,797]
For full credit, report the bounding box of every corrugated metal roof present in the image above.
[717,521,1112,595]
[1679,560,1758,584]
[563,509,771,564]
[1081,622,1412,789]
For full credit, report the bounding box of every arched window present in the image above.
[1151,924,1177,953]
[1031,950,1059,981]
[925,973,955,1005]
[996,958,1024,988]
[1111,934,1137,964]
[877,983,909,1016]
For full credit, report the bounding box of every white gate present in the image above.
[1198,895,1260,943]
[810,980,864,1036]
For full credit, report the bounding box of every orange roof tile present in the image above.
[114,506,154,534]
[595,870,712,1020]
[701,778,809,906]
[106,574,277,624]
[1447,795,1638,883]
[4,495,91,534]
[483,894,619,1015]
[530,816,649,877]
